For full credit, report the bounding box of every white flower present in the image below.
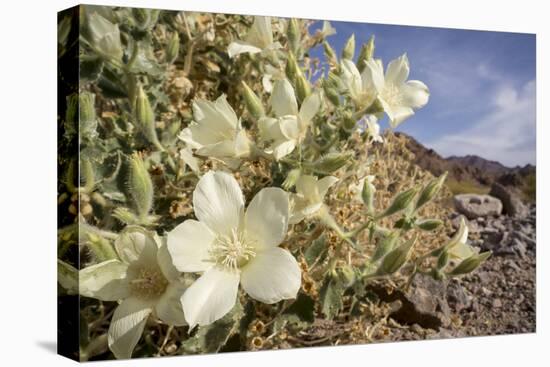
[227,16,281,58]
[448,217,478,261]
[167,171,300,328]
[258,79,321,160]
[289,174,338,224]
[319,20,336,37]
[179,95,252,162]
[359,115,384,143]
[79,228,187,359]
[340,58,379,109]
[86,10,123,61]
[350,175,376,202]
[366,54,430,127]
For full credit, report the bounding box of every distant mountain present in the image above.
[396,132,535,191]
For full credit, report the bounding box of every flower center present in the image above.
[382,83,403,107]
[129,267,168,300]
[209,229,256,271]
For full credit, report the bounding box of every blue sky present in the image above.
[308,21,536,167]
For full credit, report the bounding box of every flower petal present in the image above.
[298,92,321,124]
[241,247,301,304]
[341,59,362,98]
[193,171,244,236]
[181,267,240,327]
[362,58,385,93]
[155,282,187,326]
[180,146,200,173]
[386,105,415,128]
[402,80,430,109]
[272,140,297,160]
[317,176,339,199]
[278,115,301,140]
[295,175,320,201]
[385,53,410,85]
[245,188,289,250]
[156,241,181,282]
[115,228,158,266]
[272,79,298,117]
[80,260,130,301]
[167,219,216,273]
[108,297,153,359]
[227,41,262,58]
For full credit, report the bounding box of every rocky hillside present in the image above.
[397,132,536,200]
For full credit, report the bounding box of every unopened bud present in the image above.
[372,231,399,262]
[416,172,448,210]
[323,81,340,106]
[166,32,180,64]
[341,34,355,60]
[342,111,357,131]
[241,81,265,119]
[127,153,154,218]
[311,152,351,174]
[378,235,417,275]
[378,186,419,219]
[283,168,301,190]
[323,41,337,64]
[449,251,492,276]
[79,92,98,137]
[287,18,300,55]
[416,218,443,231]
[295,73,311,104]
[361,176,376,215]
[135,84,163,150]
[356,35,375,72]
[285,52,299,84]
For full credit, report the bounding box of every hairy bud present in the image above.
[372,231,399,262]
[135,84,163,150]
[416,218,443,231]
[311,152,352,174]
[127,153,154,218]
[416,172,447,210]
[378,186,419,219]
[377,235,417,275]
[449,251,492,276]
[341,34,355,60]
[241,81,265,119]
[166,32,180,64]
[295,73,312,104]
[287,18,300,55]
[323,41,337,65]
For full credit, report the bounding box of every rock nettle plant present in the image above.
[57,5,491,361]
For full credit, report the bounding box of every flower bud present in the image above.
[341,34,355,60]
[415,172,448,210]
[323,41,337,64]
[378,186,419,219]
[127,153,154,218]
[295,73,311,104]
[377,235,417,275]
[448,251,492,276]
[323,80,340,106]
[416,218,443,231]
[287,18,300,55]
[283,168,301,190]
[372,231,399,262]
[166,31,180,64]
[357,36,375,72]
[285,52,299,84]
[361,176,376,215]
[80,159,96,193]
[311,152,351,174]
[135,84,163,150]
[342,111,357,131]
[241,81,265,119]
[79,92,98,137]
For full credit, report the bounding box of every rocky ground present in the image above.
[371,198,536,342]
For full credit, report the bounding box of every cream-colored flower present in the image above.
[366,54,430,127]
[359,115,384,143]
[340,58,379,109]
[227,16,281,58]
[179,95,252,162]
[167,171,300,328]
[79,227,187,359]
[289,174,338,224]
[448,217,478,261]
[258,79,321,160]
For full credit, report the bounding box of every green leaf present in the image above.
[304,234,328,267]
[319,275,345,319]
[180,302,244,354]
[80,56,104,82]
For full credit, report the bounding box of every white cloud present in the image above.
[427,79,536,167]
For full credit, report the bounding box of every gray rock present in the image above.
[454,194,503,219]
[489,182,528,218]
[451,215,481,234]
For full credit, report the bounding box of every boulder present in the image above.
[489,182,528,218]
[453,194,503,219]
